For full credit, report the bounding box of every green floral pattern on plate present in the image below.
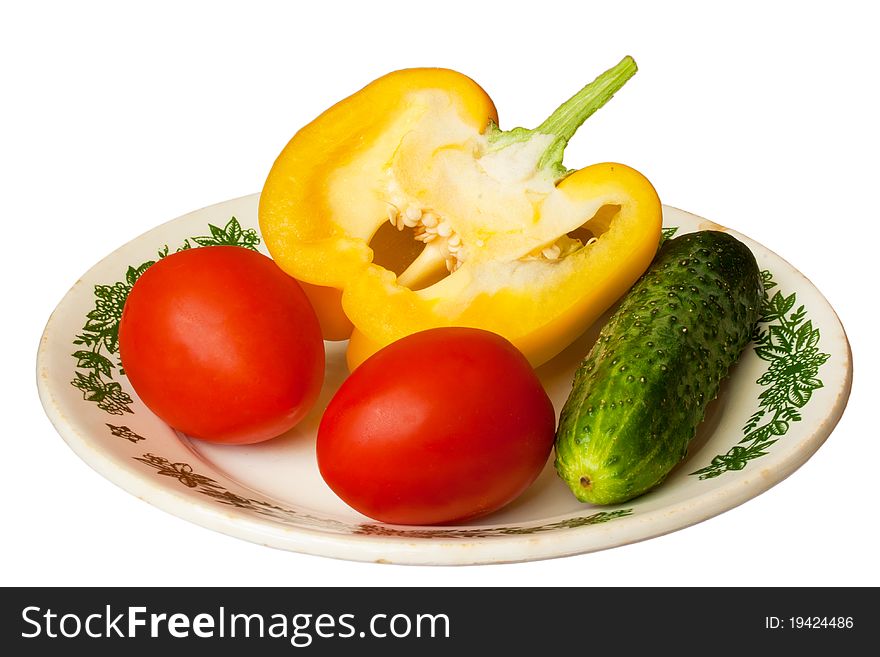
[691,268,830,478]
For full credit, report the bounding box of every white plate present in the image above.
[37,195,852,565]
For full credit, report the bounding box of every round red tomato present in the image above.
[317,327,556,525]
[119,246,324,444]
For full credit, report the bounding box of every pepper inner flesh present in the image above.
[341,104,622,296]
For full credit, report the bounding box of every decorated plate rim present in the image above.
[36,195,853,565]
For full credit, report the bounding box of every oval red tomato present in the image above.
[317,327,556,525]
[119,246,324,444]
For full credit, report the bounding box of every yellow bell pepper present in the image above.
[259,56,661,369]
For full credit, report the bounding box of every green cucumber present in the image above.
[554,230,762,504]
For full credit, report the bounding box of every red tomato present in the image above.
[119,246,324,444]
[317,327,556,525]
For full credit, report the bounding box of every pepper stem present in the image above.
[537,55,637,145]
[486,55,638,178]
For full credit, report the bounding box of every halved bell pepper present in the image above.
[259,56,661,369]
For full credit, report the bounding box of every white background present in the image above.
[3,1,876,587]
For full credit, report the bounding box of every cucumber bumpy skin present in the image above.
[554,230,762,504]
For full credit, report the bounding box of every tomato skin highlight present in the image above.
[119,246,325,444]
[317,327,556,525]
